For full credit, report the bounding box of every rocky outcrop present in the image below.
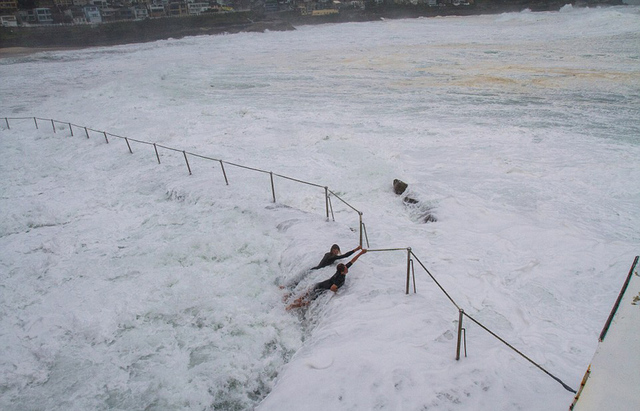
[393,179,409,196]
[393,179,437,223]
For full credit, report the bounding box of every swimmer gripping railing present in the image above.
[3,116,579,394]
[2,116,367,245]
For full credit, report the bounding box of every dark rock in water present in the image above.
[422,213,437,223]
[393,179,408,195]
[393,179,437,223]
[412,204,437,223]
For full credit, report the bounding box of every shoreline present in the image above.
[0,46,88,58]
[0,2,627,58]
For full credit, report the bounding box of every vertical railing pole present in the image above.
[154,143,160,164]
[362,222,370,248]
[270,172,276,203]
[325,186,329,221]
[33,117,38,129]
[219,160,229,185]
[103,131,109,144]
[456,309,464,360]
[85,127,90,138]
[328,196,335,221]
[406,247,412,295]
[5,117,10,129]
[411,258,417,293]
[69,123,73,136]
[51,119,56,133]
[183,151,192,175]
[359,212,363,247]
[125,137,132,153]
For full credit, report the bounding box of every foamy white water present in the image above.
[1,5,639,410]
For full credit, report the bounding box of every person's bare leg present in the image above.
[286,295,309,310]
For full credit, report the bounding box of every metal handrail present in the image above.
[367,246,577,393]
[328,189,361,214]
[599,256,639,342]
[410,251,460,311]
[463,311,577,394]
[2,115,581,394]
[4,116,362,215]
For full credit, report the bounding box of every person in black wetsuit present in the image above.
[312,244,362,270]
[278,244,363,291]
[286,249,367,310]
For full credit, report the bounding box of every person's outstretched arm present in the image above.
[335,245,362,261]
[349,249,367,265]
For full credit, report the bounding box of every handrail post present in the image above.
[5,117,10,129]
[103,131,109,144]
[69,123,73,136]
[33,117,37,129]
[362,222,370,248]
[406,247,412,294]
[325,186,329,221]
[84,127,89,139]
[456,309,464,360]
[183,151,192,175]
[154,143,161,164]
[219,160,229,185]
[270,172,276,202]
[125,137,132,153]
[359,212,363,247]
[411,258,416,293]
[328,196,335,221]
[51,119,56,133]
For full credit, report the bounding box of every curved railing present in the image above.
[3,116,366,239]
